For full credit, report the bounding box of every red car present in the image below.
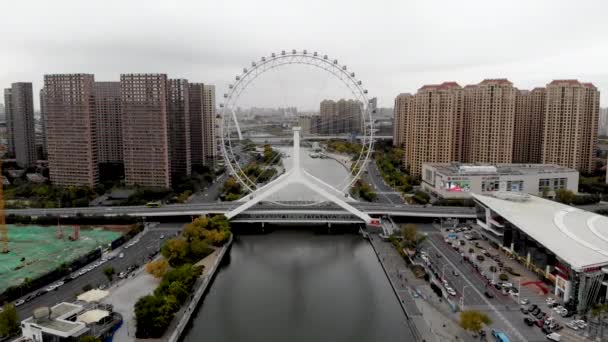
[535,319,544,328]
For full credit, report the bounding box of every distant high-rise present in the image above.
[402,82,463,177]
[94,82,123,164]
[121,74,171,188]
[188,83,205,169]
[542,80,599,174]
[0,103,5,122]
[39,88,48,159]
[466,79,516,164]
[513,88,546,163]
[44,74,98,186]
[202,85,217,164]
[168,79,191,180]
[319,99,362,135]
[4,83,37,167]
[392,93,413,149]
[599,107,608,136]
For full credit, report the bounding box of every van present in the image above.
[546,333,561,341]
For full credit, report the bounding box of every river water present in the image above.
[182,146,413,341]
[181,231,413,342]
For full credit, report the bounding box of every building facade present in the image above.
[94,82,123,164]
[466,79,516,164]
[318,99,362,135]
[44,74,98,186]
[121,74,171,188]
[168,79,191,180]
[421,163,578,199]
[542,80,599,174]
[4,83,37,167]
[39,88,48,159]
[392,93,413,149]
[513,88,546,163]
[202,84,217,164]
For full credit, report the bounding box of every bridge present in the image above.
[5,201,476,222]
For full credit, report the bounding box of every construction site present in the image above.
[0,224,121,294]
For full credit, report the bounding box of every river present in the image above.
[181,146,413,341]
[181,231,414,342]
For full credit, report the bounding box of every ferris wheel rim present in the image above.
[219,50,375,202]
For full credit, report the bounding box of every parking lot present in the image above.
[419,220,597,342]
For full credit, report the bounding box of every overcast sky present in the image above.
[2,0,608,111]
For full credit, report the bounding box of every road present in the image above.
[363,160,405,205]
[421,233,547,342]
[12,223,183,320]
[189,173,228,203]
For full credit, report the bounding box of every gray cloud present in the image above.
[1,0,607,109]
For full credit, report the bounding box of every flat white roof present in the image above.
[473,193,608,271]
[77,289,109,303]
[77,309,110,324]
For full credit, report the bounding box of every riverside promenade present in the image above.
[369,235,473,342]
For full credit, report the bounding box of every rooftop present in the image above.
[473,193,608,271]
[424,162,578,177]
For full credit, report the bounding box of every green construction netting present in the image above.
[0,225,121,293]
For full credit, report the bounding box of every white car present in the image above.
[565,321,579,330]
[546,333,561,341]
[575,320,587,329]
[509,290,519,297]
[502,282,513,288]
[546,297,556,304]
[14,299,25,307]
[520,298,530,305]
[119,253,124,259]
[54,281,64,288]
[447,289,457,296]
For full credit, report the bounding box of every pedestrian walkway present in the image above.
[370,235,475,342]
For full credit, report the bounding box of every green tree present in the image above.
[79,336,101,342]
[0,304,20,337]
[146,259,170,279]
[555,189,576,204]
[208,215,231,232]
[591,303,608,338]
[103,267,115,281]
[459,310,492,338]
[134,295,174,338]
[161,238,189,266]
[401,224,426,250]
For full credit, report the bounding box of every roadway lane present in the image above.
[422,233,546,342]
[189,173,228,203]
[363,161,404,204]
[12,224,181,320]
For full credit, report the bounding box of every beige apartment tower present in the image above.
[202,85,217,164]
[403,82,463,177]
[121,74,171,188]
[513,88,546,163]
[392,93,413,149]
[44,74,98,186]
[542,80,599,174]
[466,79,516,164]
[94,82,123,164]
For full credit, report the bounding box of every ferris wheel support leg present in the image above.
[225,177,293,219]
[231,108,243,140]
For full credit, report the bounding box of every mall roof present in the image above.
[425,163,577,177]
[473,193,608,271]
[77,309,110,324]
[77,289,108,303]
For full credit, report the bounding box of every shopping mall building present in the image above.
[472,192,608,312]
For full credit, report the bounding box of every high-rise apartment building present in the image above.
[4,83,37,167]
[121,74,171,188]
[202,85,217,164]
[188,83,205,169]
[94,82,123,164]
[168,79,191,180]
[392,93,413,148]
[39,88,48,159]
[599,107,608,136]
[466,79,516,164]
[542,80,599,174]
[513,88,546,163]
[403,82,463,177]
[318,99,362,135]
[44,74,98,186]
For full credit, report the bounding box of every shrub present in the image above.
[489,266,497,273]
[499,273,509,281]
[476,255,485,261]
[468,248,474,254]
[504,267,521,276]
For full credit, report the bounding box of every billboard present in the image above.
[443,180,471,192]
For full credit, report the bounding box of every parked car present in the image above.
[520,307,529,314]
[546,332,561,341]
[24,294,36,302]
[524,317,535,326]
[565,321,579,330]
[14,299,25,307]
[484,291,494,299]
[520,298,530,305]
[118,271,127,279]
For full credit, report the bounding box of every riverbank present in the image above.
[369,234,473,342]
[165,234,233,342]
[322,151,352,172]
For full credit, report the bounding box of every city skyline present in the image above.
[1,0,608,110]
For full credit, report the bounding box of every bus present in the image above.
[146,201,162,208]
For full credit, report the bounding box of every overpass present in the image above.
[5,201,476,223]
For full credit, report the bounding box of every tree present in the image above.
[103,267,115,281]
[401,224,426,250]
[555,189,576,204]
[459,310,492,337]
[161,237,189,265]
[80,336,101,342]
[146,259,170,279]
[0,304,20,337]
[208,215,231,232]
[591,303,608,338]
[134,294,174,338]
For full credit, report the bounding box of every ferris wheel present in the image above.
[219,49,375,197]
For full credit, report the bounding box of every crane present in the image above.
[0,146,7,254]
